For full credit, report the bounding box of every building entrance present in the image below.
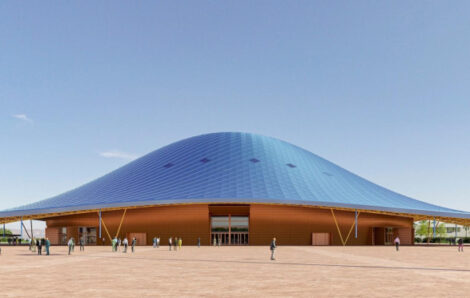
[211,216,249,245]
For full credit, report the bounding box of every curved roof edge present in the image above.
[1,198,470,223]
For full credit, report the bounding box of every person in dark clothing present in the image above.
[80,238,85,251]
[270,237,277,260]
[131,238,136,253]
[197,237,201,248]
[458,238,464,252]
[37,239,42,255]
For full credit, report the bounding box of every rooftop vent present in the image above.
[163,163,174,168]
[249,158,260,163]
[322,171,333,176]
[200,158,210,163]
[286,163,296,168]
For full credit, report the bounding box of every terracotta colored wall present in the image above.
[45,227,60,245]
[249,205,413,245]
[46,204,210,245]
[397,227,413,245]
[45,204,413,246]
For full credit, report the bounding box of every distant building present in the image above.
[1,132,469,246]
[442,223,469,238]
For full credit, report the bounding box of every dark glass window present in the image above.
[211,216,229,232]
[230,216,249,232]
[210,216,249,232]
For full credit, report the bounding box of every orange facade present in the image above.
[44,204,413,246]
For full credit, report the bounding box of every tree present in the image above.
[436,223,447,238]
[415,220,446,240]
[1,228,13,242]
[1,228,12,235]
[415,221,429,237]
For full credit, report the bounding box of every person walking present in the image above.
[41,238,45,254]
[68,238,73,255]
[217,236,221,247]
[394,236,400,251]
[31,238,36,253]
[168,237,172,251]
[37,238,42,255]
[80,238,85,251]
[173,237,178,251]
[156,237,160,248]
[45,238,50,256]
[213,237,217,246]
[178,238,182,250]
[117,238,122,252]
[71,237,75,252]
[270,237,277,260]
[458,238,464,252]
[197,237,201,248]
[123,237,128,253]
[112,237,117,252]
[131,237,136,253]
[153,237,157,248]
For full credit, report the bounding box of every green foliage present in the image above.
[415,221,446,238]
[415,221,428,237]
[436,223,447,238]
[1,228,12,235]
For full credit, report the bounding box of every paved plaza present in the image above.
[1,245,469,297]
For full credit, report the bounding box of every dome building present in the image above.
[1,132,469,246]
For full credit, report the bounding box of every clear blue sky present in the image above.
[1,1,470,230]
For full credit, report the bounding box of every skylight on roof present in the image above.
[322,171,333,176]
[200,158,210,163]
[286,163,296,168]
[249,158,260,163]
[163,163,174,168]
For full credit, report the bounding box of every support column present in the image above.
[21,221,31,239]
[330,209,345,246]
[97,211,112,243]
[30,220,34,241]
[20,218,23,238]
[99,209,102,239]
[115,209,127,238]
[433,218,436,238]
[228,214,231,245]
[2,223,5,237]
[354,210,358,239]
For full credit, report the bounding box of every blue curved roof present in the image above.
[1,132,469,219]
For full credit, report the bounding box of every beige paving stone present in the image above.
[0,245,469,297]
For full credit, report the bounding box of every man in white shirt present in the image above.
[394,236,400,251]
[122,238,128,253]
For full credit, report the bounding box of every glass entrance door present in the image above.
[211,216,249,245]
